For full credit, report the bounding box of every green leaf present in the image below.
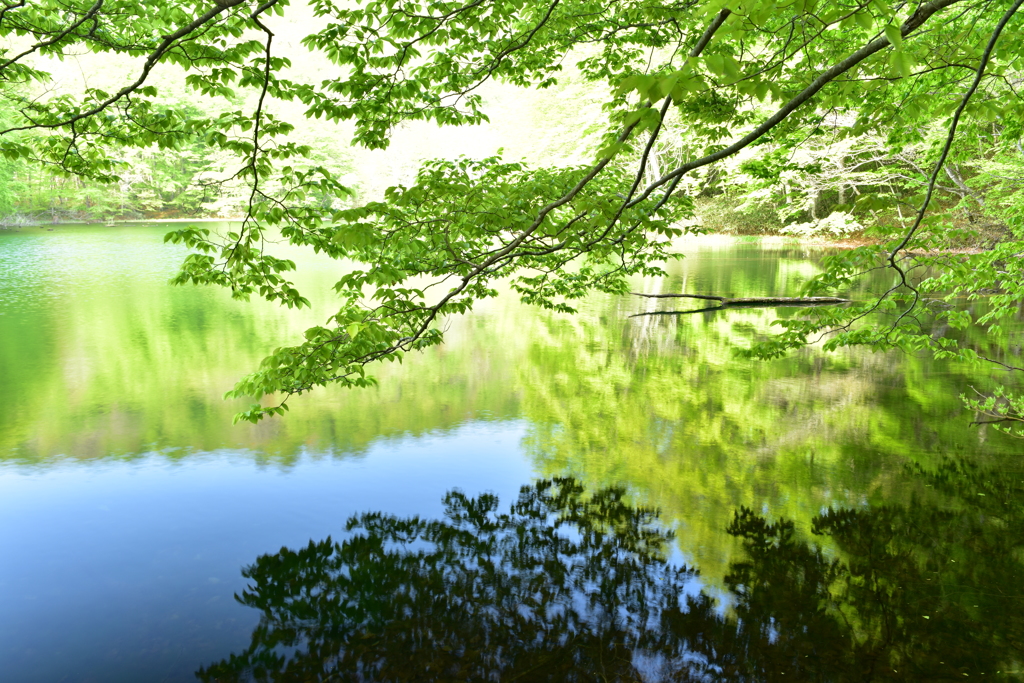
[705,53,726,76]
[889,50,912,78]
[883,24,903,50]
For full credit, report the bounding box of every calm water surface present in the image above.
[2,223,1023,681]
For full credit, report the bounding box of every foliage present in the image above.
[781,211,863,239]
[963,384,1024,437]
[175,155,686,422]
[2,0,1024,419]
[693,195,785,235]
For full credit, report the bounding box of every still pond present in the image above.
[2,223,1023,681]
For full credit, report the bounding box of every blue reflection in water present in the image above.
[0,422,533,683]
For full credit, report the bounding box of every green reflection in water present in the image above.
[201,473,1024,681]
[516,238,1024,580]
[0,223,523,462]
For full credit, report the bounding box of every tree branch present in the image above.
[0,0,247,135]
[0,0,104,75]
[627,0,965,210]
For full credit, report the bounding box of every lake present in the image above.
[2,223,1023,681]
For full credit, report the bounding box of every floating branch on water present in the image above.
[631,305,726,317]
[629,293,850,318]
[631,293,850,305]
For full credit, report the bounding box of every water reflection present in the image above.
[518,275,1024,580]
[0,223,523,461]
[4,228,1019,465]
[197,478,709,682]
[202,470,1024,682]
[5,227,1024,680]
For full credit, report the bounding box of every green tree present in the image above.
[2,0,1023,420]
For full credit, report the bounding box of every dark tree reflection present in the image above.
[199,466,1024,682]
[199,479,716,682]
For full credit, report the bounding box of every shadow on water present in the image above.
[199,466,1024,682]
